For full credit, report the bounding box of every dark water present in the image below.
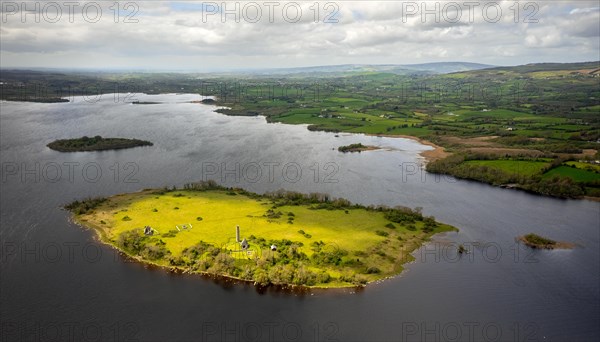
[1,94,598,342]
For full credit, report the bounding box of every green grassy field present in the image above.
[462,160,549,176]
[564,161,600,173]
[543,166,600,183]
[73,187,455,288]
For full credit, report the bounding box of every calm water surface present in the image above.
[1,94,598,341]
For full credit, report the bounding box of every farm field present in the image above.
[543,166,600,183]
[462,160,550,176]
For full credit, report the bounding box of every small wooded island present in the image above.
[48,136,153,152]
[338,143,380,153]
[67,181,457,288]
[518,233,573,249]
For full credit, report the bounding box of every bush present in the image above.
[384,206,423,224]
[523,176,584,198]
[422,216,438,233]
[162,230,179,238]
[375,230,389,237]
[116,230,146,254]
[366,266,381,274]
[64,197,107,215]
[311,248,348,266]
[181,241,214,260]
[253,268,270,285]
[141,244,169,260]
[523,233,556,246]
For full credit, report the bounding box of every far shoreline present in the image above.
[367,133,450,163]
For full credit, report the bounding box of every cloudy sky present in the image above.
[1,1,599,70]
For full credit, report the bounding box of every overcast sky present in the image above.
[1,1,599,70]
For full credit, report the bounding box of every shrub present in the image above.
[384,206,423,224]
[64,197,107,215]
[523,233,556,246]
[366,266,381,274]
[141,244,170,260]
[253,268,270,285]
[162,230,179,238]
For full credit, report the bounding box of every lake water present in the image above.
[1,94,598,341]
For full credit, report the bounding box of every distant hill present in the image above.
[243,62,495,76]
[244,64,427,76]
[443,61,600,79]
[399,62,494,73]
[484,61,600,73]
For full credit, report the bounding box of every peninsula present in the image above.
[48,136,153,152]
[67,181,457,288]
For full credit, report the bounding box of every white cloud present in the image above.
[0,1,598,70]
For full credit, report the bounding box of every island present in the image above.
[67,181,457,288]
[518,233,573,249]
[131,101,161,105]
[48,136,153,152]
[338,143,380,153]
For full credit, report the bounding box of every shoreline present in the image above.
[367,134,450,163]
[68,185,457,290]
[208,94,449,164]
[78,219,436,291]
[72,213,360,292]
